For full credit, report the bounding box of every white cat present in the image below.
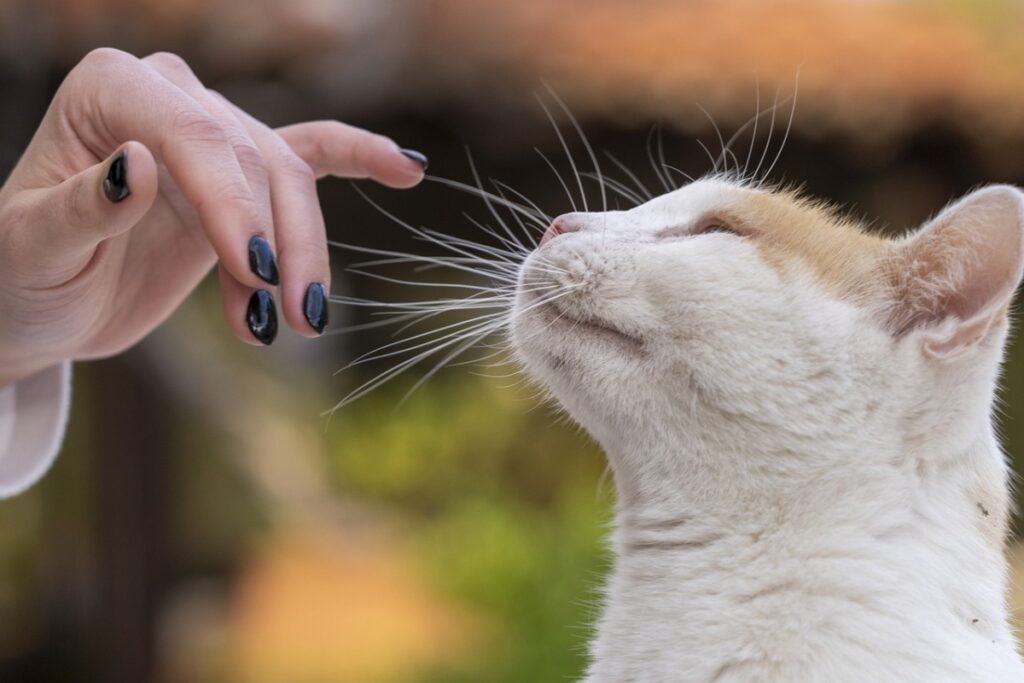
[510,178,1024,682]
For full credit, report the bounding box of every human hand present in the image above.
[0,48,426,385]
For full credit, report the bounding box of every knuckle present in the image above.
[193,184,260,226]
[70,48,137,87]
[277,150,315,183]
[171,108,226,146]
[81,47,135,72]
[63,178,92,229]
[144,51,192,76]
[348,138,375,171]
[230,137,266,174]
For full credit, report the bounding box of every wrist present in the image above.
[0,345,61,389]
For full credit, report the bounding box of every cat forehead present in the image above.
[641,179,890,300]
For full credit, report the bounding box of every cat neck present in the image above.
[584,432,1023,683]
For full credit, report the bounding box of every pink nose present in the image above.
[540,213,586,247]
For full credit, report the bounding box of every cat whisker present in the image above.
[344,312,508,369]
[535,147,580,213]
[761,71,801,182]
[464,152,536,255]
[661,164,697,186]
[695,137,720,176]
[751,86,782,182]
[581,172,644,208]
[331,241,516,282]
[492,182,542,248]
[696,103,739,176]
[426,173,547,230]
[645,126,673,194]
[604,150,654,201]
[491,179,552,232]
[537,89,588,212]
[543,82,608,215]
[744,76,762,179]
[348,184,531,272]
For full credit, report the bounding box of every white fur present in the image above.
[510,179,1024,682]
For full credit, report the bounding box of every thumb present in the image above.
[30,141,158,264]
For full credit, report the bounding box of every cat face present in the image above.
[510,178,1024,488]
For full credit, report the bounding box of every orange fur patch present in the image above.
[719,188,891,304]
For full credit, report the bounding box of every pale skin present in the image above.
[0,48,427,386]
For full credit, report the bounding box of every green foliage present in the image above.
[327,374,612,682]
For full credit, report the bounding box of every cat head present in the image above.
[510,178,1024,502]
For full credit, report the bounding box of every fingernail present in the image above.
[399,149,428,171]
[246,290,278,345]
[248,236,279,285]
[303,282,329,334]
[103,151,130,203]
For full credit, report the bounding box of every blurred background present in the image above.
[3,0,1024,681]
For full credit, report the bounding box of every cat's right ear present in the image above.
[886,185,1024,360]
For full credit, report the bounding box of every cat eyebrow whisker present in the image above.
[656,122,679,190]
[697,103,739,176]
[535,147,580,213]
[646,125,673,193]
[537,89,589,212]
[604,150,654,201]
[751,86,782,183]
[582,172,645,207]
[761,71,801,183]
[543,81,608,215]
[744,76,762,179]
[662,164,697,186]
[695,137,720,177]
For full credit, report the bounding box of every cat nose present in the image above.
[540,213,586,247]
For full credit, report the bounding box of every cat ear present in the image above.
[888,185,1024,359]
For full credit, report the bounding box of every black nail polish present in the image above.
[248,236,279,285]
[246,290,278,345]
[303,282,328,334]
[103,151,130,203]
[399,149,428,171]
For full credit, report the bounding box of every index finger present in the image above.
[276,121,427,188]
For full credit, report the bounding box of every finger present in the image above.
[20,141,158,271]
[276,121,427,188]
[141,51,280,280]
[213,95,330,337]
[142,51,284,345]
[219,265,277,346]
[65,48,275,290]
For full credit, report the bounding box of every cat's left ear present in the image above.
[888,185,1024,359]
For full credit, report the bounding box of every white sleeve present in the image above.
[0,362,71,499]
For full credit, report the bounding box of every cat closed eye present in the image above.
[694,218,744,236]
[656,221,742,239]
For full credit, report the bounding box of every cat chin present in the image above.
[512,291,647,384]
